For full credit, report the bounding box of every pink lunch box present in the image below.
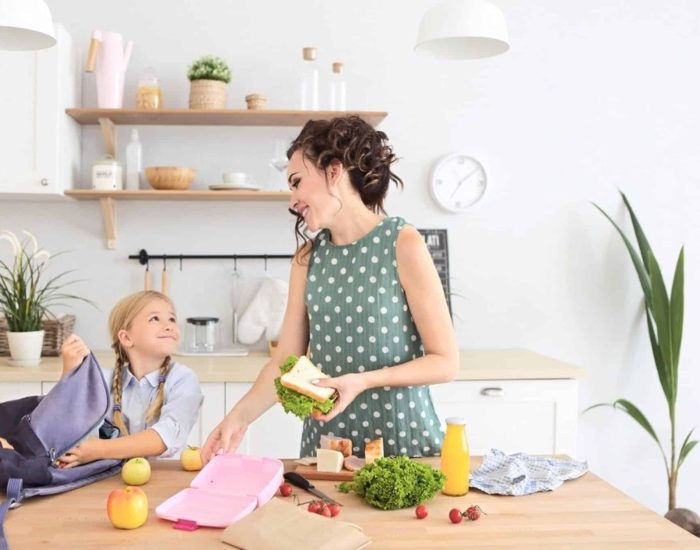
[156,453,284,530]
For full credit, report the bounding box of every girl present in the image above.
[202,115,458,462]
[58,290,203,466]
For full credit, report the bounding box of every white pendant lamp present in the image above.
[0,0,55,50]
[415,0,509,60]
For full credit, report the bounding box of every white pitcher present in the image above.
[85,31,133,108]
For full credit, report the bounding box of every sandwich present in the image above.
[274,355,336,419]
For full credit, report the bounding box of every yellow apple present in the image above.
[106,486,148,529]
[121,457,151,486]
[180,446,203,471]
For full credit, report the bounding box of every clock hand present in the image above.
[450,166,480,198]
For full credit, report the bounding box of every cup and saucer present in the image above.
[209,172,262,191]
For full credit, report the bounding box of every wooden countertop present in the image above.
[5,458,696,549]
[0,349,585,383]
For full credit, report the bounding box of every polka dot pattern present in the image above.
[301,217,443,458]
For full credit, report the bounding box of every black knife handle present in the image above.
[284,471,315,490]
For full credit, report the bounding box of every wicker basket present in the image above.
[0,315,76,357]
[189,79,227,109]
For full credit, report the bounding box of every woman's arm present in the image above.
[314,226,459,421]
[200,245,312,462]
[58,429,166,466]
[362,225,459,387]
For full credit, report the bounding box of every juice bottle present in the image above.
[440,417,470,496]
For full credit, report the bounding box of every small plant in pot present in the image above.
[187,55,232,110]
[0,230,89,366]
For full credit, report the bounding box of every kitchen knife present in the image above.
[283,472,343,506]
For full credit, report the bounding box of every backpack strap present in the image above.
[0,478,23,550]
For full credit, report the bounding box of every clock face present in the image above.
[430,154,487,213]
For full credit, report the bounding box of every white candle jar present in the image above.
[92,155,123,190]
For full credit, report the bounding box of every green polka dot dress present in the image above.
[300,217,444,458]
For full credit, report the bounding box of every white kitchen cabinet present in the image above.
[0,24,80,197]
[187,382,226,448]
[225,382,303,458]
[0,382,42,402]
[430,379,578,456]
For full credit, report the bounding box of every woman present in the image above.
[202,115,458,462]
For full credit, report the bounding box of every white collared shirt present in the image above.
[101,361,203,458]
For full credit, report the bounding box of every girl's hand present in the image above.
[57,437,103,468]
[61,334,90,374]
[201,414,249,465]
[311,373,368,422]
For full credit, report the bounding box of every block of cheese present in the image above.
[316,448,344,473]
[320,434,352,458]
[364,437,384,465]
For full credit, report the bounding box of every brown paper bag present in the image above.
[221,498,371,550]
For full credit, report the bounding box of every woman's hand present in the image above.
[57,437,103,468]
[201,414,249,465]
[61,334,90,375]
[311,373,368,422]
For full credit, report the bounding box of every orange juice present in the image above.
[440,417,470,496]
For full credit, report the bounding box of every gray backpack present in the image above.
[0,353,123,549]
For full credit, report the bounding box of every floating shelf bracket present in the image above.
[98,117,116,157]
[99,197,117,249]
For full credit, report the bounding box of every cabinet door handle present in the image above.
[40,178,48,186]
[480,387,504,397]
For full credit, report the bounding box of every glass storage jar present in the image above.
[185,317,219,353]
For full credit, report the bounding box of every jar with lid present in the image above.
[185,317,219,353]
[135,66,163,109]
[92,155,123,190]
[329,62,346,110]
[300,47,319,110]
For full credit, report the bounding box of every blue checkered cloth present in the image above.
[470,449,588,496]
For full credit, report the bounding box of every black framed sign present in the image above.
[417,229,451,315]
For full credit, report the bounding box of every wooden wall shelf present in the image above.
[65,108,388,127]
[64,189,291,249]
[64,108,388,249]
[65,189,290,201]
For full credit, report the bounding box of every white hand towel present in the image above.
[237,277,289,345]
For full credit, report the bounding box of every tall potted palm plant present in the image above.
[0,230,88,366]
[588,191,697,511]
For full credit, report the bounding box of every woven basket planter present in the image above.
[0,314,76,357]
[189,79,227,109]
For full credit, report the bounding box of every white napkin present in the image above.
[470,449,588,496]
[236,276,288,344]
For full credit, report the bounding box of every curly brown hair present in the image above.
[287,115,403,262]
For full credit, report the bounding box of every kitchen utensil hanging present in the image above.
[144,260,152,291]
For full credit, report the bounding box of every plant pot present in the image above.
[7,330,45,367]
[189,79,227,109]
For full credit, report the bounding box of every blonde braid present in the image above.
[144,356,171,425]
[111,344,130,436]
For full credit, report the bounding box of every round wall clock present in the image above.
[429,153,487,213]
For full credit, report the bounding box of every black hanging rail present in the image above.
[129,249,294,267]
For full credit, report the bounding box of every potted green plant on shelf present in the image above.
[187,55,232,110]
[0,230,89,367]
[586,191,697,513]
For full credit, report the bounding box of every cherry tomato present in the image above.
[415,505,428,519]
[449,508,463,524]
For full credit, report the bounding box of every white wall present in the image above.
[1,0,699,514]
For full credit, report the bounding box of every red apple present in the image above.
[107,486,149,529]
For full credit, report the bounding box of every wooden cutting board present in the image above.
[294,464,355,481]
